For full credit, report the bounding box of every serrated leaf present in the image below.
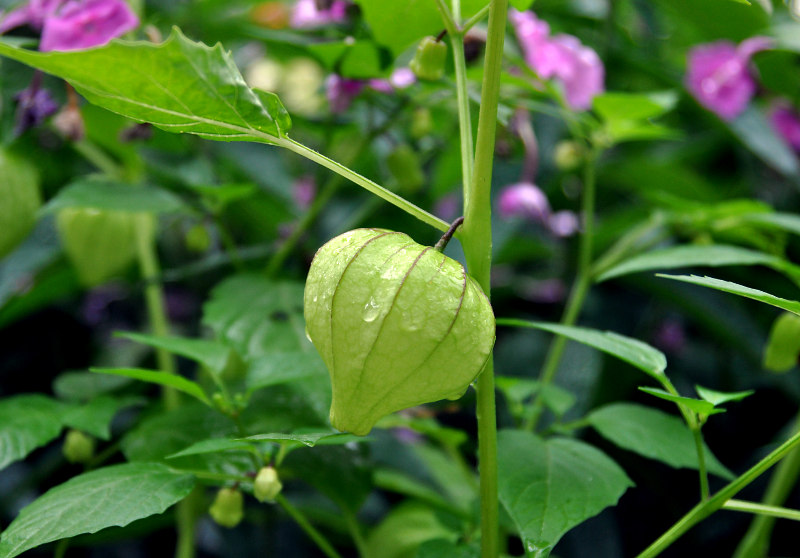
[764,312,800,372]
[0,463,194,558]
[0,395,65,472]
[203,275,309,358]
[60,395,145,441]
[497,319,666,380]
[246,351,327,392]
[638,387,721,416]
[117,331,235,376]
[596,244,786,282]
[41,177,186,214]
[90,368,210,406]
[0,28,290,143]
[497,430,632,556]
[588,403,733,479]
[694,385,753,406]
[657,275,800,316]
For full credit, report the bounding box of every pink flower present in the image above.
[685,36,772,121]
[510,9,604,111]
[292,176,317,209]
[769,102,800,151]
[548,210,579,237]
[325,74,364,113]
[14,76,58,135]
[290,0,347,28]
[497,182,550,222]
[39,0,139,52]
[0,0,64,33]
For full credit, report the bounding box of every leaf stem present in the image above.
[462,4,492,33]
[526,150,597,431]
[276,137,449,233]
[459,1,509,557]
[724,499,800,522]
[636,427,800,558]
[275,494,344,558]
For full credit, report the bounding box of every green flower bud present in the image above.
[184,223,211,253]
[253,466,283,502]
[56,209,155,287]
[410,36,448,81]
[209,487,244,528]
[304,228,495,436]
[553,140,584,171]
[410,108,433,139]
[63,429,95,464]
[387,144,424,194]
[0,149,41,259]
[764,312,800,373]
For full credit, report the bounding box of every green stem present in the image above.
[344,510,367,558]
[452,31,475,194]
[691,425,710,500]
[134,215,179,410]
[724,499,800,522]
[277,137,449,233]
[733,414,800,558]
[275,494,344,558]
[526,152,597,431]
[460,1,508,557]
[462,4,492,32]
[53,539,69,558]
[636,427,800,558]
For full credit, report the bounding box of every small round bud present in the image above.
[184,223,211,253]
[209,487,244,528]
[254,466,283,502]
[386,144,424,194]
[63,429,95,464]
[553,140,584,171]
[410,36,448,81]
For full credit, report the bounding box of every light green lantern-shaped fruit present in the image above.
[0,149,41,259]
[57,208,155,287]
[304,227,495,436]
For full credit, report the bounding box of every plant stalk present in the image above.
[636,427,800,558]
[276,495,344,558]
[459,1,508,556]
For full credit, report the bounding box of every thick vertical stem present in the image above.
[459,2,508,557]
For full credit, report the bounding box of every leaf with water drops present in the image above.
[304,228,495,435]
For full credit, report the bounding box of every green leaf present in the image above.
[0,395,65,472]
[0,463,195,558]
[41,177,186,214]
[307,40,389,78]
[728,106,799,177]
[741,212,800,237]
[246,351,327,392]
[243,431,362,447]
[657,275,800,316]
[594,91,678,121]
[363,501,459,558]
[497,319,667,380]
[166,438,255,459]
[596,244,786,282]
[509,0,535,10]
[497,430,632,556]
[763,312,800,372]
[495,377,575,418]
[60,395,144,441]
[638,387,721,417]
[0,28,290,143]
[416,539,480,558]
[117,331,235,376]
[90,367,211,406]
[203,275,310,358]
[357,0,488,55]
[588,403,734,479]
[695,385,754,406]
[52,371,132,401]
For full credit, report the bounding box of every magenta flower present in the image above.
[292,176,317,209]
[14,75,58,135]
[39,0,139,52]
[548,210,579,237]
[770,102,800,151]
[290,0,347,28]
[685,36,772,121]
[0,0,64,33]
[509,9,604,111]
[497,182,551,222]
[325,74,364,113]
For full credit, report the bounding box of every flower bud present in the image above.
[410,108,433,139]
[304,228,495,435]
[184,223,211,253]
[410,36,448,81]
[209,487,244,528]
[553,140,584,171]
[253,466,283,502]
[63,429,95,464]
